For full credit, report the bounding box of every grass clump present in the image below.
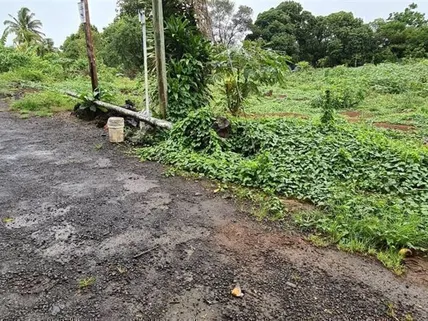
[11,91,74,116]
[78,277,96,289]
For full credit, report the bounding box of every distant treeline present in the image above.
[246,1,428,66]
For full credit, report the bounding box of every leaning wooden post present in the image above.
[79,0,99,94]
[152,0,168,119]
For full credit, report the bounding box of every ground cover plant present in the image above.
[2,1,428,273]
[137,108,428,272]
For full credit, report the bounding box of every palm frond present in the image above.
[3,7,45,46]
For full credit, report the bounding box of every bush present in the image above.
[312,86,366,110]
[0,47,31,72]
[15,68,46,82]
[164,16,213,121]
[370,77,408,94]
[296,61,311,71]
[214,41,289,115]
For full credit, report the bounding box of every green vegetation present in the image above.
[11,91,74,116]
[3,7,45,47]
[248,1,428,66]
[2,1,428,273]
[78,277,96,289]
[164,16,212,121]
[241,61,428,138]
[137,108,428,271]
[215,41,289,115]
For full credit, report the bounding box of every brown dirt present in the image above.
[245,112,308,119]
[281,198,316,213]
[341,111,362,118]
[405,257,428,285]
[340,111,416,132]
[1,107,427,320]
[373,122,415,132]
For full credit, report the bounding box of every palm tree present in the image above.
[3,7,45,46]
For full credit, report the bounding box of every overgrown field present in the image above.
[0,47,146,116]
[233,61,428,139]
[2,46,428,272]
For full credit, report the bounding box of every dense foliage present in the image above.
[248,1,428,66]
[164,17,213,121]
[101,16,148,77]
[61,25,103,61]
[137,110,428,268]
[214,41,289,115]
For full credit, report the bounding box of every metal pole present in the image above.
[139,10,150,115]
[79,0,99,94]
[152,0,168,119]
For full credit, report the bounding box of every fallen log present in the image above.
[63,90,173,130]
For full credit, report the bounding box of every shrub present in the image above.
[164,16,213,121]
[14,68,45,82]
[312,86,366,110]
[214,41,289,115]
[0,47,31,72]
[296,61,311,71]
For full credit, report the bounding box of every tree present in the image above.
[61,25,102,60]
[101,16,149,77]
[116,0,145,16]
[247,1,316,61]
[388,3,427,27]
[0,33,7,46]
[320,12,376,66]
[116,0,212,38]
[248,1,377,66]
[374,3,428,60]
[3,7,45,47]
[117,0,196,23]
[208,0,253,46]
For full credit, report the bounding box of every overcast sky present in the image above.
[1,0,427,46]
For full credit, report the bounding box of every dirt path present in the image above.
[1,108,427,321]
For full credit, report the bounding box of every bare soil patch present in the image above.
[373,122,415,132]
[245,112,308,119]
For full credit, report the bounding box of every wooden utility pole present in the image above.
[152,0,168,119]
[80,0,99,93]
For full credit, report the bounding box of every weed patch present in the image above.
[11,91,74,116]
[78,277,96,289]
[137,110,428,270]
